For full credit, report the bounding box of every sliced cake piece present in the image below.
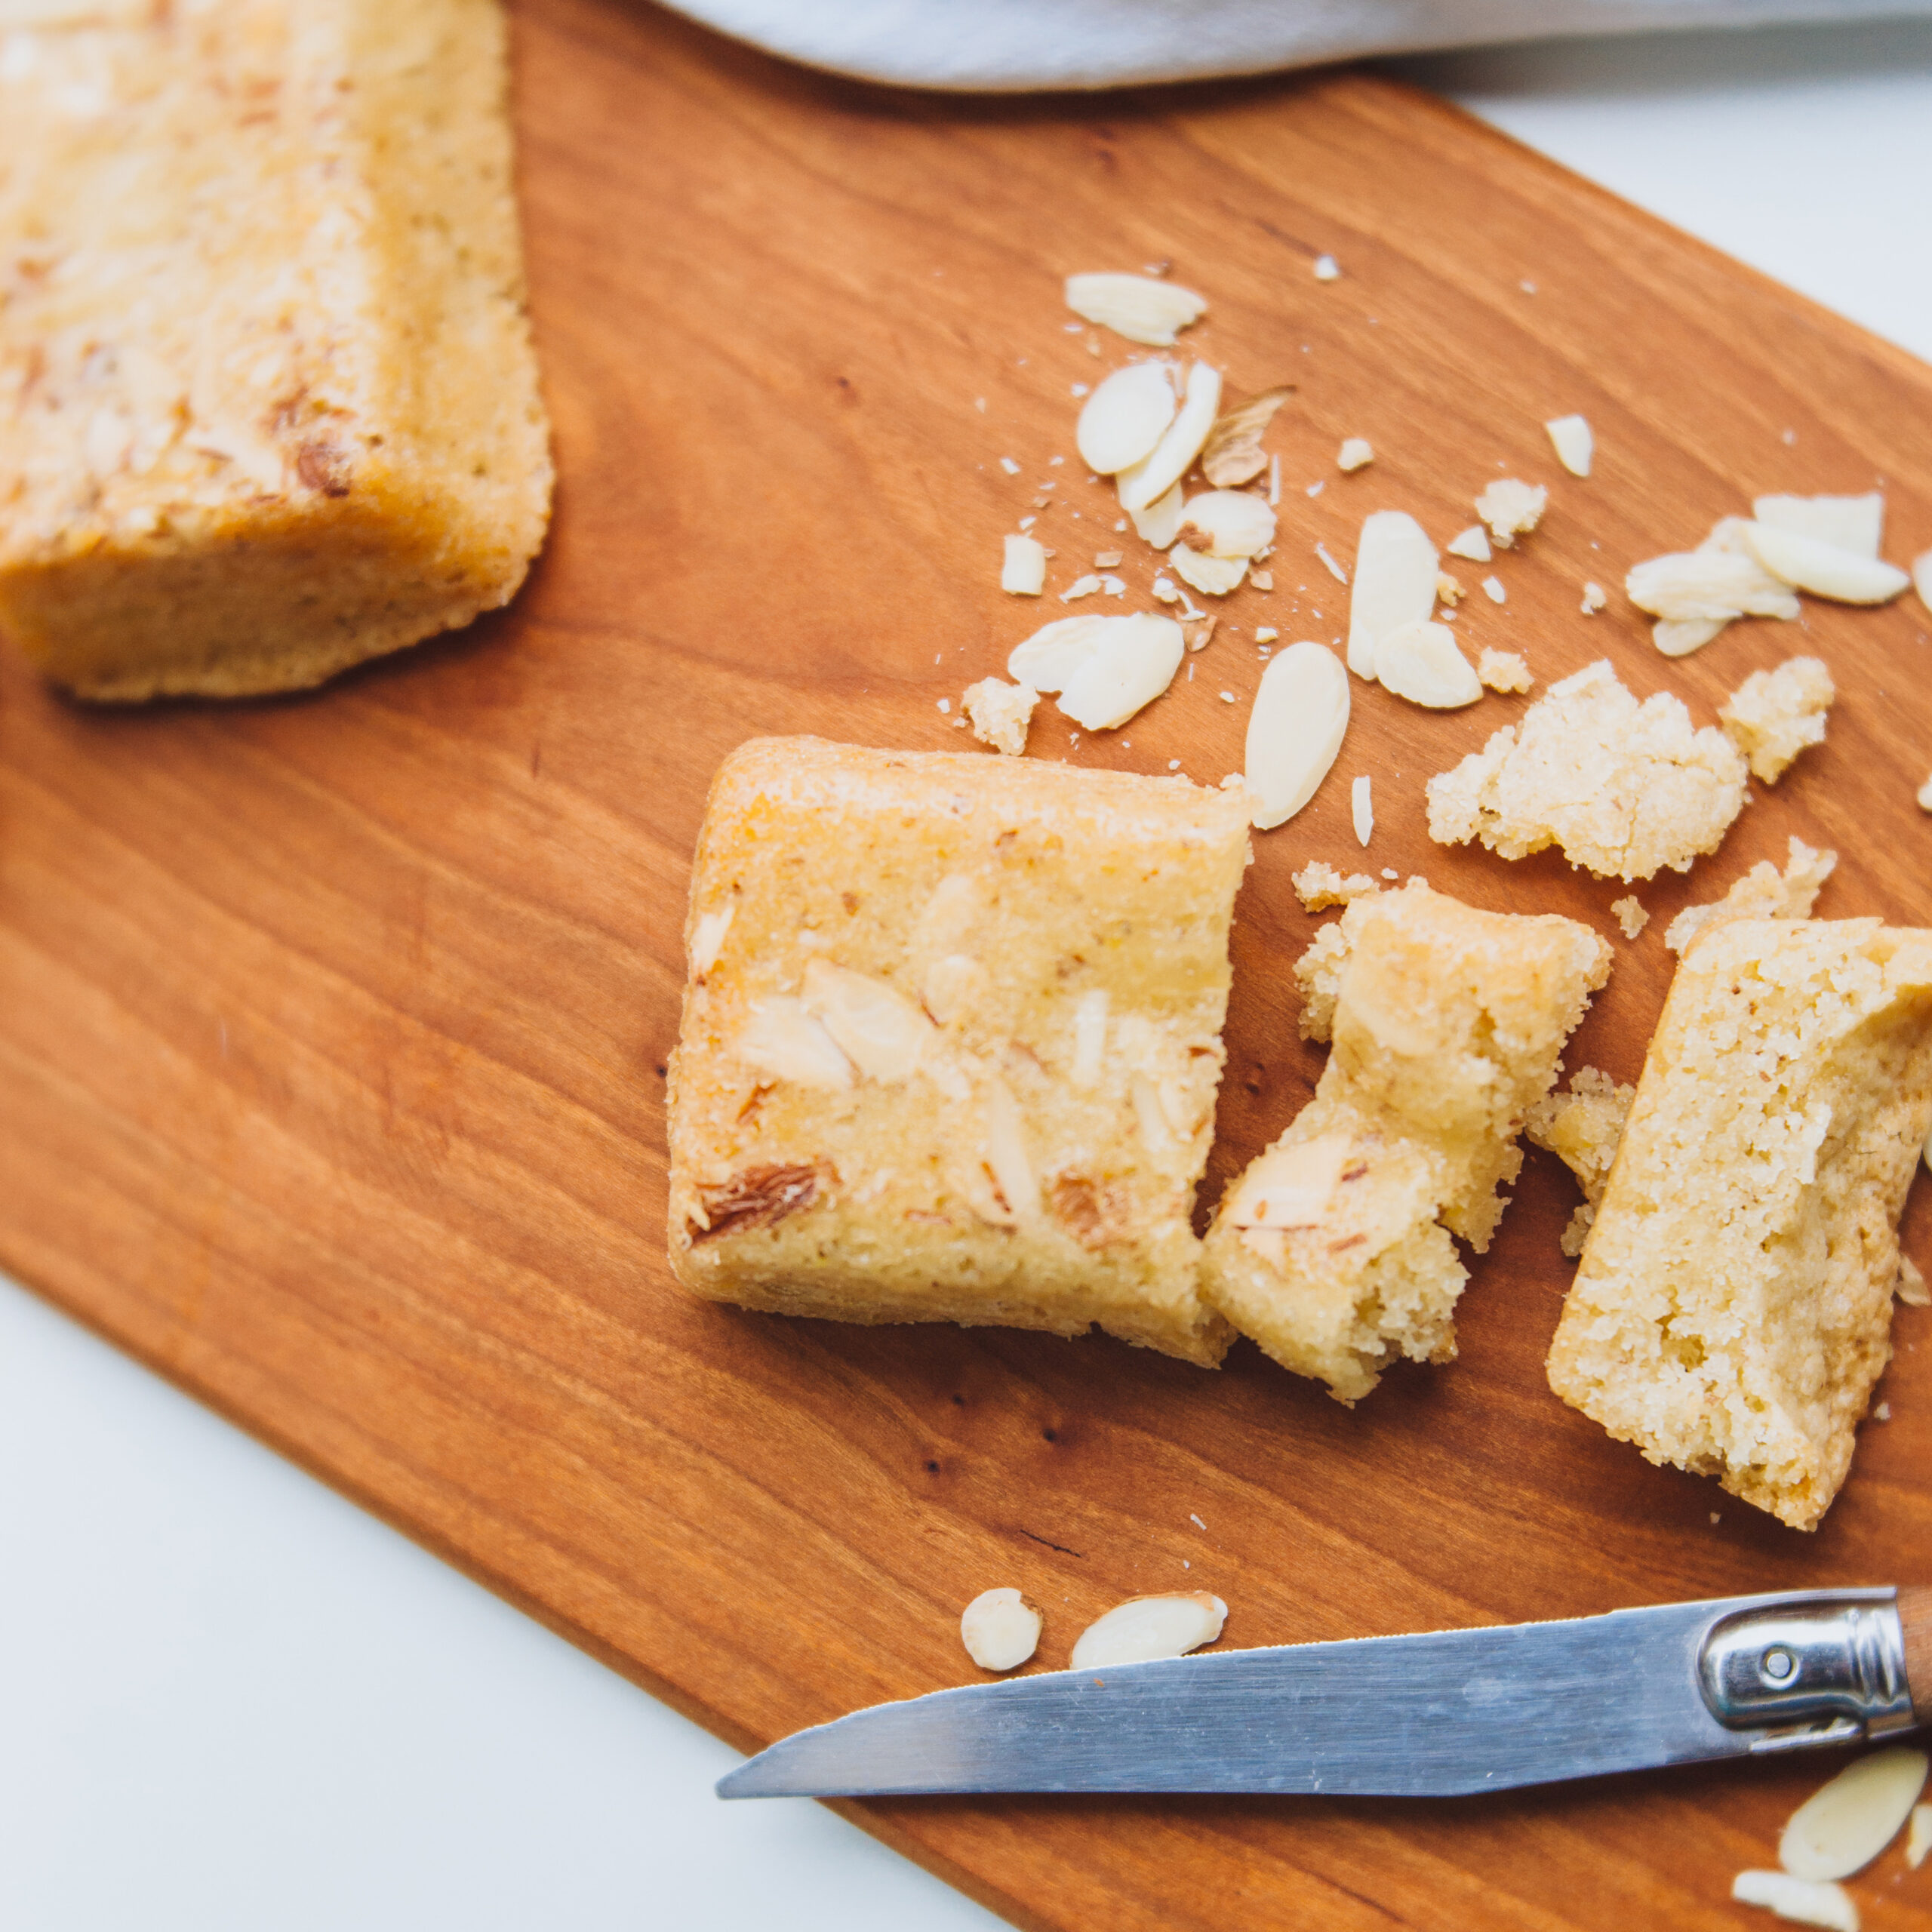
[0,0,550,699]
[1199,882,1611,1401]
[666,737,1253,1366]
[1547,918,1932,1530]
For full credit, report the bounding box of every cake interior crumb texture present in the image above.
[1525,1067,1636,1257]
[1426,659,1748,881]
[1199,881,1611,1401]
[1547,918,1932,1530]
[666,737,1254,1367]
[0,0,551,700]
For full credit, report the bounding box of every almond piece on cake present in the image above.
[1546,917,1932,1529]
[1199,881,1611,1401]
[0,0,550,700]
[666,737,1253,1366]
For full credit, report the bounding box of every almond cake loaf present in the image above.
[666,737,1253,1366]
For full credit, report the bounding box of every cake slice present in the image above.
[1199,882,1611,1400]
[1547,917,1932,1529]
[0,0,550,700]
[666,737,1253,1366]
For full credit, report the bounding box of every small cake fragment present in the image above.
[1352,775,1374,846]
[1779,1746,1930,1881]
[1478,649,1533,694]
[1075,361,1179,475]
[960,1588,1043,1672]
[1069,1593,1226,1669]
[1375,621,1481,709]
[0,0,553,700]
[962,678,1039,756]
[1731,1872,1858,1932]
[1582,581,1607,614]
[1002,534,1048,595]
[1244,642,1350,830]
[1064,273,1207,347]
[1475,478,1548,548]
[1292,861,1379,911]
[1525,1067,1635,1257]
[1346,511,1438,678]
[1338,438,1374,472]
[1201,386,1292,489]
[1426,660,1749,881]
[667,737,1254,1367]
[1008,614,1184,731]
[1720,656,1835,783]
[1546,917,1932,1529]
[1611,896,1649,939]
[1663,836,1836,956]
[1446,525,1493,564]
[1200,883,1611,1400]
[1545,415,1593,478]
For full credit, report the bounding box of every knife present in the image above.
[718,1587,1928,1798]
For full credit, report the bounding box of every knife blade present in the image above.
[718,1588,1924,1799]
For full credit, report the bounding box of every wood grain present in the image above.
[3,2,1932,1924]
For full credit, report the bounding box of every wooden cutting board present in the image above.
[3,2,1930,1924]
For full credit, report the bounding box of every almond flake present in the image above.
[922,952,988,1025]
[1910,1804,1932,1868]
[1093,550,1123,568]
[1445,523,1492,563]
[1170,544,1247,597]
[1008,612,1185,731]
[1118,362,1223,513]
[1898,1254,1929,1306]
[801,958,934,1083]
[1345,510,1438,677]
[1374,620,1481,709]
[1481,575,1506,604]
[1337,436,1374,472]
[1152,577,1180,603]
[1075,360,1180,474]
[1477,648,1532,693]
[736,997,855,1088]
[1780,1746,1930,1881]
[1244,641,1350,830]
[1313,254,1340,281]
[1254,624,1278,643]
[1182,615,1217,652]
[982,1074,1040,1220]
[1610,895,1648,938]
[1654,616,1729,658]
[1915,549,1932,614]
[1475,478,1547,547]
[1626,546,1800,625]
[1001,534,1048,595]
[1754,491,1884,558]
[1744,521,1912,603]
[1178,489,1276,558]
[1127,479,1185,548]
[1315,542,1348,584]
[1059,574,1102,603]
[1069,1592,1226,1669]
[1581,580,1607,614]
[1252,569,1274,590]
[998,457,1021,475]
[960,1587,1042,1672]
[961,677,1038,756]
[1731,1872,1857,1932]
[1920,772,1932,812]
[690,899,737,977]
[1070,988,1108,1088]
[1201,384,1293,488]
[1719,655,1835,783]
[1064,272,1208,346]
[1544,414,1593,477]
[1352,774,1374,846]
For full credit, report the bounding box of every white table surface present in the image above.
[4,16,1930,1927]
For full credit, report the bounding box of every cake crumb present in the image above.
[1436,571,1466,607]
[1475,478,1547,548]
[1718,655,1835,784]
[1478,649,1531,694]
[1292,860,1380,911]
[1663,835,1835,955]
[1581,581,1607,614]
[1611,896,1649,939]
[961,678,1040,757]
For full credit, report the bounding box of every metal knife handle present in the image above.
[1697,1592,1922,1752]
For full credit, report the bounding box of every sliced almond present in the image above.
[1475,477,1547,547]
[1909,1803,1932,1869]
[982,1075,1040,1221]
[1041,613,1186,730]
[1118,361,1223,514]
[1754,491,1884,558]
[1654,616,1730,658]
[690,898,737,977]
[1897,1254,1928,1306]
[1064,272,1207,347]
[1243,641,1350,830]
[1744,522,1912,604]
[1731,1872,1858,1932]
[1626,549,1800,623]
[960,1587,1042,1672]
[1779,1746,1930,1881]
[1352,774,1374,847]
[1201,384,1293,488]
[1069,989,1108,1088]
[1222,1133,1352,1228]
[1921,772,1932,814]
[1008,614,1112,691]
[1069,1592,1226,1669]
[1169,544,1247,597]
[1337,436,1374,472]
[922,952,989,1026]
[1075,361,1179,475]
[735,997,854,1088]
[1346,509,1438,678]
[1374,620,1481,708]
[1131,1071,1174,1153]
[1445,523,1492,563]
[1059,574,1103,604]
[1125,478,1185,547]
[1001,534,1048,595]
[801,958,933,1083]
[1915,549,1932,615]
[1313,254,1340,281]
[1545,414,1593,477]
[1178,488,1276,558]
